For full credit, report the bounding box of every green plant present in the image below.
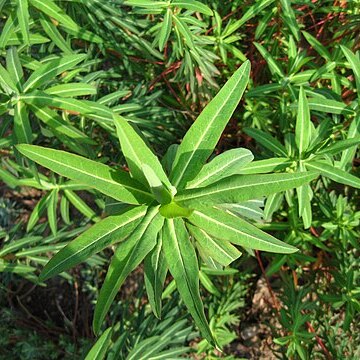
[16,61,317,345]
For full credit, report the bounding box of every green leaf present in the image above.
[29,0,78,30]
[14,101,32,144]
[170,61,250,188]
[306,160,360,188]
[64,190,100,222]
[44,83,97,97]
[172,0,213,16]
[144,232,167,318]
[302,31,331,61]
[16,0,30,45]
[85,327,112,360]
[6,47,24,92]
[223,0,275,36]
[0,63,18,94]
[39,12,73,54]
[239,158,292,174]
[188,207,297,253]
[113,114,171,188]
[93,207,162,334]
[40,206,147,281]
[23,54,87,92]
[29,105,95,145]
[279,0,300,41]
[162,218,215,346]
[307,98,355,115]
[27,194,50,232]
[159,8,172,51]
[295,87,311,158]
[176,171,318,206]
[316,137,360,156]
[341,45,360,94]
[264,192,283,221]
[0,12,17,49]
[340,114,360,170]
[244,128,288,157]
[21,91,113,123]
[47,189,58,235]
[187,223,241,266]
[172,15,195,49]
[254,42,284,78]
[124,0,167,9]
[16,145,153,205]
[186,148,253,189]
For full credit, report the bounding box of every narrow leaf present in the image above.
[188,207,297,253]
[162,218,215,346]
[295,87,311,157]
[187,223,241,266]
[306,161,360,188]
[40,206,147,281]
[170,61,250,188]
[176,172,318,206]
[23,54,87,92]
[144,232,167,318]
[93,207,162,334]
[113,114,171,188]
[85,327,112,360]
[16,145,153,205]
[244,128,288,157]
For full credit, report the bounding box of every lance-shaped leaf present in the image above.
[39,12,73,54]
[40,206,147,281]
[0,63,18,94]
[186,148,253,189]
[176,171,318,206]
[44,83,97,97]
[340,115,360,170]
[341,45,360,94]
[307,98,355,115]
[93,207,162,334]
[254,42,284,78]
[170,61,250,189]
[159,8,172,51]
[144,232,168,319]
[316,137,360,156]
[16,145,153,205]
[244,128,288,157]
[21,91,113,123]
[84,327,112,360]
[14,101,32,144]
[295,87,311,158]
[29,0,79,30]
[296,183,312,229]
[23,54,87,92]
[187,223,241,267]
[223,0,275,36]
[29,104,95,144]
[162,218,215,346]
[188,207,297,253]
[172,0,213,16]
[16,0,30,45]
[113,114,171,188]
[306,161,360,189]
[7,47,24,92]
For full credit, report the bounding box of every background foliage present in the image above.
[0,0,359,359]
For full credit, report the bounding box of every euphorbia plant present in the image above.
[17,61,317,346]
